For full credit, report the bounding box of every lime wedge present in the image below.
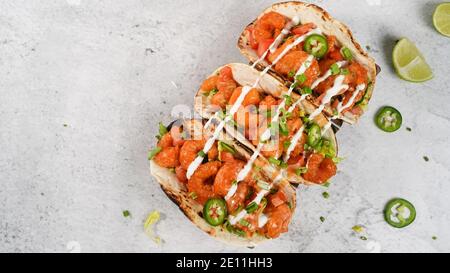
[433,3,450,37]
[392,38,433,82]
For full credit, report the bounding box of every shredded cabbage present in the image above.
[144,210,162,244]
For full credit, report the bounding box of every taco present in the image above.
[194,63,339,185]
[149,119,297,246]
[237,1,377,124]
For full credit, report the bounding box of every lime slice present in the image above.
[433,3,450,37]
[392,38,433,82]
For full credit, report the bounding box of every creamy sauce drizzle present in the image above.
[229,189,270,225]
[311,61,348,89]
[253,29,321,87]
[258,214,269,228]
[321,83,366,136]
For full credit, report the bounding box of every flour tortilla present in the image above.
[194,63,338,184]
[149,119,297,247]
[237,1,377,124]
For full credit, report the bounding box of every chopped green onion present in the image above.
[330,63,340,75]
[291,81,299,89]
[332,157,344,164]
[360,236,368,241]
[280,108,292,119]
[232,180,238,186]
[287,201,292,209]
[189,192,198,200]
[239,219,250,227]
[218,141,236,155]
[320,216,325,222]
[257,180,271,191]
[341,47,353,61]
[279,119,289,136]
[279,161,288,169]
[148,147,162,160]
[209,88,218,96]
[123,210,131,217]
[296,74,307,84]
[218,110,226,120]
[269,122,279,136]
[302,87,312,95]
[262,109,272,119]
[322,192,330,199]
[295,167,308,176]
[283,140,291,149]
[288,70,296,78]
[168,168,176,173]
[245,202,258,213]
[268,157,281,166]
[340,68,350,75]
[253,165,262,172]
[158,122,168,136]
[260,198,268,210]
[197,150,206,157]
[302,116,310,124]
[283,95,292,106]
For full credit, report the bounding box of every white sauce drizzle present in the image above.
[229,189,270,225]
[311,61,348,89]
[337,84,366,113]
[230,34,317,186]
[258,214,269,228]
[284,74,351,161]
[321,83,366,136]
[186,87,253,179]
[253,29,322,87]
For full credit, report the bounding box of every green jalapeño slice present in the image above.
[304,34,328,58]
[384,198,416,228]
[375,106,402,132]
[203,198,227,226]
[307,123,322,147]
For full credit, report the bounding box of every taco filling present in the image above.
[243,9,372,120]
[200,65,337,185]
[150,120,295,239]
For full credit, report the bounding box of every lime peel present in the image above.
[433,3,450,37]
[392,38,433,82]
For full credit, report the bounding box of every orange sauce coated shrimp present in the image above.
[253,11,286,44]
[303,153,337,184]
[153,146,180,168]
[211,66,237,109]
[274,50,320,87]
[201,75,218,92]
[187,161,222,205]
[180,140,218,170]
[264,203,292,238]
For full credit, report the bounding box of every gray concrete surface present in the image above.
[1,0,449,253]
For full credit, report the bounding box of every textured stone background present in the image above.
[1,0,449,252]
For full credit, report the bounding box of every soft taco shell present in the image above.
[149,119,297,247]
[237,1,377,124]
[194,63,338,184]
